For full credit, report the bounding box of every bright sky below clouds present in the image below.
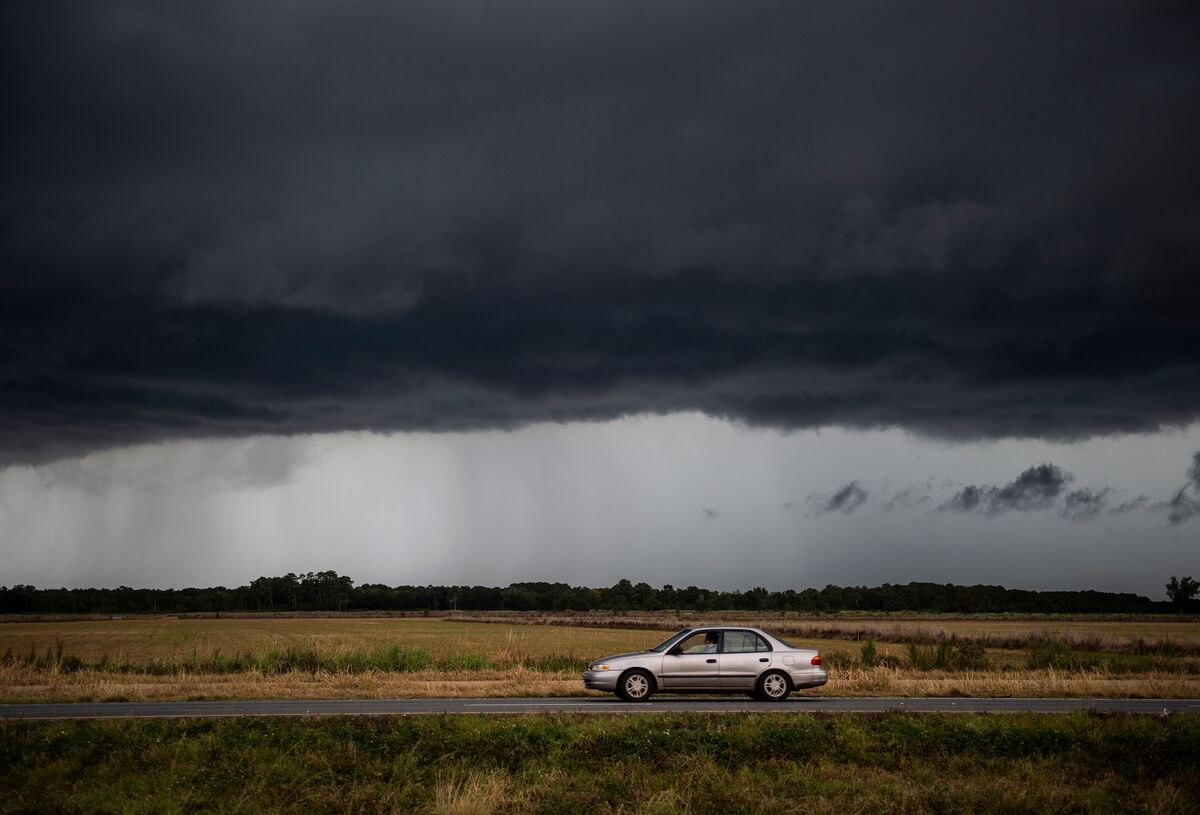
[3,415,1196,596]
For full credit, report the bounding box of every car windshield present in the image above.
[648,628,692,652]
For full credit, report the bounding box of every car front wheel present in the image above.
[616,669,655,702]
[755,670,791,702]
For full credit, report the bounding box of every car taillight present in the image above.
[810,655,821,666]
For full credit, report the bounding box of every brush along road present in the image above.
[2,696,1199,719]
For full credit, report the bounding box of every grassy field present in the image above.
[444,611,1200,651]
[6,614,1200,661]
[3,616,1199,703]
[2,712,1197,814]
[0,617,668,662]
[6,664,1200,704]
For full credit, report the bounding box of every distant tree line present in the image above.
[1,573,1195,615]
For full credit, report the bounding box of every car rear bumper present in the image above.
[789,667,828,689]
[582,670,619,691]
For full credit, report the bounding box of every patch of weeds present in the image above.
[821,650,856,670]
[907,641,954,670]
[440,651,493,671]
[950,641,990,670]
[860,640,879,668]
[1027,637,1101,671]
[523,653,589,673]
[906,640,991,671]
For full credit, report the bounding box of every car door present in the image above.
[718,630,772,689]
[659,631,723,689]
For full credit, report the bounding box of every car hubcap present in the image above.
[626,675,649,698]
[763,674,787,698]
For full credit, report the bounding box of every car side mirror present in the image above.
[667,645,682,656]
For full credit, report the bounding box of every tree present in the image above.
[1165,576,1199,617]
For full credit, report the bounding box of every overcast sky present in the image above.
[2,2,1198,595]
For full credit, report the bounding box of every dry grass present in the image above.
[812,666,1200,698]
[0,663,588,702]
[3,661,1198,703]
[4,615,1198,703]
[0,617,670,662]
[446,611,1200,651]
[430,771,510,815]
[7,615,1196,669]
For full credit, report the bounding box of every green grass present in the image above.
[2,713,1198,813]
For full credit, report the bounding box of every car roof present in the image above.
[690,625,793,641]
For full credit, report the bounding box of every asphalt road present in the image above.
[2,697,1198,720]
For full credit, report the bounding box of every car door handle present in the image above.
[759,658,769,662]
[706,658,717,663]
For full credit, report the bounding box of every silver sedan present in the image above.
[582,626,827,702]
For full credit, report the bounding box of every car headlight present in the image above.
[590,664,610,671]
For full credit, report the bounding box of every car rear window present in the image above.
[765,631,796,649]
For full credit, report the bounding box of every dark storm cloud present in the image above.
[809,481,869,515]
[941,464,1072,516]
[1163,490,1200,525]
[940,486,979,513]
[1109,496,1149,516]
[4,1,1200,463]
[884,482,933,513]
[1157,451,1200,525]
[1061,487,1110,522]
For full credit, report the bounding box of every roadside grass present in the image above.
[5,635,1195,684]
[5,618,1199,674]
[6,616,1200,664]
[3,661,1199,703]
[0,663,591,702]
[813,666,1200,699]
[0,641,592,676]
[0,617,659,658]
[819,637,1200,674]
[432,770,510,815]
[446,611,1200,652]
[2,712,1198,814]
[3,619,1200,703]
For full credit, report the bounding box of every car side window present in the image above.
[723,631,769,653]
[677,631,720,654]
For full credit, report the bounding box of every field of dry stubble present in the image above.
[2,613,1198,702]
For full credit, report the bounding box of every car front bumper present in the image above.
[582,669,620,691]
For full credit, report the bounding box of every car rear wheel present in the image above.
[755,670,791,702]
[616,669,654,702]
